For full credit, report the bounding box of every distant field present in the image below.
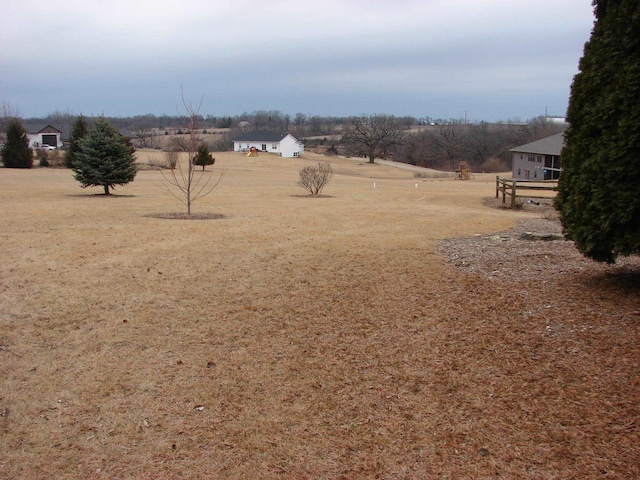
[1,152,638,479]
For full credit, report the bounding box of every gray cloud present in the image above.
[0,0,594,120]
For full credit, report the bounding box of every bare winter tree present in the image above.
[167,135,190,152]
[135,129,161,149]
[160,90,223,215]
[342,114,405,163]
[47,109,76,140]
[0,101,20,134]
[432,125,463,170]
[527,116,564,141]
[298,162,334,196]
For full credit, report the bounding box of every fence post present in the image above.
[496,176,500,198]
[511,179,517,209]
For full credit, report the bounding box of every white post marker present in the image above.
[415,183,418,188]
[373,182,376,188]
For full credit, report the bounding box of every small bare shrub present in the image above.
[168,136,189,152]
[298,162,334,196]
[164,149,178,169]
[413,171,455,179]
[48,149,65,168]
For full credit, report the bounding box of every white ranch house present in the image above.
[27,124,63,149]
[510,133,564,180]
[233,132,304,158]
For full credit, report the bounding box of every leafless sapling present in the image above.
[160,90,223,215]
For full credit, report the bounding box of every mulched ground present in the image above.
[438,198,640,284]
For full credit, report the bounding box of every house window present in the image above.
[517,168,521,176]
[537,155,543,163]
[271,144,277,150]
[528,154,535,162]
[293,152,299,157]
[261,144,266,151]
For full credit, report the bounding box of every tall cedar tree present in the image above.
[2,119,33,168]
[556,0,640,263]
[72,118,136,195]
[65,115,89,168]
[192,144,215,170]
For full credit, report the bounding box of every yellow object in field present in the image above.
[456,161,471,180]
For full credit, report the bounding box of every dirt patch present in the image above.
[145,212,226,220]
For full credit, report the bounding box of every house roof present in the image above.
[27,123,62,135]
[27,124,63,134]
[232,131,298,142]
[510,133,565,156]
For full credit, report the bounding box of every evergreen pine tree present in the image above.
[72,118,137,195]
[192,144,215,171]
[2,119,33,168]
[65,115,89,168]
[556,0,640,263]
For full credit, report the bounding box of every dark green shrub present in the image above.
[2,120,32,168]
[556,0,640,263]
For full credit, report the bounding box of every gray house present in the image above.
[510,133,564,180]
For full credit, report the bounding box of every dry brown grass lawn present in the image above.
[1,152,638,479]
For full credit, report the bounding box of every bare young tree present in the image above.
[0,101,20,134]
[341,114,405,163]
[298,162,334,196]
[160,91,223,215]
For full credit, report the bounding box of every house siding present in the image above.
[510,133,564,180]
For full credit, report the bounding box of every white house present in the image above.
[510,133,564,180]
[27,124,63,149]
[233,132,304,158]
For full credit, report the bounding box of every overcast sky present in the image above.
[1,0,595,121]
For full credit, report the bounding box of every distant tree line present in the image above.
[8,108,565,172]
[310,115,565,172]
[392,117,565,172]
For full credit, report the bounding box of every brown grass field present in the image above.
[1,151,638,479]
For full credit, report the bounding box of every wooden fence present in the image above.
[496,176,558,208]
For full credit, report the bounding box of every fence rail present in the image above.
[495,176,558,208]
